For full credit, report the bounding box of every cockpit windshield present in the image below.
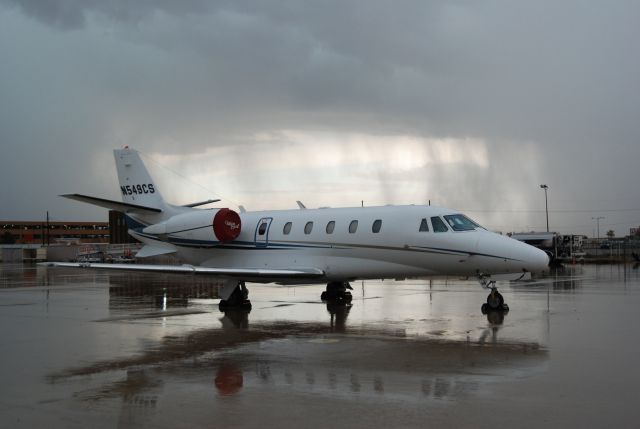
[443,214,483,231]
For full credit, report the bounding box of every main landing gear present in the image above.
[219,281,252,311]
[321,281,353,304]
[478,276,509,313]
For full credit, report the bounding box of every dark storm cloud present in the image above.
[6,0,637,141]
[2,0,213,29]
[1,1,639,234]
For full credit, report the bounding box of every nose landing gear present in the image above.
[321,281,353,304]
[478,276,509,312]
[485,288,506,310]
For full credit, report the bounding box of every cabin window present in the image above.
[304,221,314,234]
[372,219,382,233]
[349,220,358,233]
[431,216,449,233]
[258,221,268,235]
[419,218,429,232]
[326,221,335,234]
[443,214,480,231]
[283,222,292,235]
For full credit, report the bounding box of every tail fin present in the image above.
[114,147,165,210]
[62,147,182,229]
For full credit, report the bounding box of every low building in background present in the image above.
[1,211,138,246]
[1,220,110,245]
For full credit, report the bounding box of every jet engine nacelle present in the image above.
[212,208,242,242]
[142,208,242,243]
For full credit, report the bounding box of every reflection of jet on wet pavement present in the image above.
[54,294,547,428]
[107,330,547,427]
[65,271,547,426]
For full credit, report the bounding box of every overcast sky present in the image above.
[1,0,639,236]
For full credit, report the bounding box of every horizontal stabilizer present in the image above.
[135,245,177,258]
[40,262,325,279]
[61,194,162,213]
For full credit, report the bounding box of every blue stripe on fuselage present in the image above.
[137,233,519,261]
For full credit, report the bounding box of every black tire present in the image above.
[321,289,352,303]
[219,299,252,312]
[341,291,353,303]
[486,291,504,310]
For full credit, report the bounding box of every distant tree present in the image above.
[1,232,16,244]
[606,230,615,238]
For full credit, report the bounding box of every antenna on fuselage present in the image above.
[296,201,307,209]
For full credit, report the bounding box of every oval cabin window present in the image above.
[304,221,314,234]
[326,221,335,234]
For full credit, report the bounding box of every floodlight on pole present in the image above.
[540,184,549,232]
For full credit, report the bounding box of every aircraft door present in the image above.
[254,217,273,247]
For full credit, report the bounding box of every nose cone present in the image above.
[527,245,550,273]
[481,234,549,273]
[509,237,549,274]
[476,232,550,276]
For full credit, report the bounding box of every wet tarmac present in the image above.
[1,263,640,428]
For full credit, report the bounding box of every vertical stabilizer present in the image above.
[114,147,165,210]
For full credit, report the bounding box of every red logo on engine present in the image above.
[213,208,242,242]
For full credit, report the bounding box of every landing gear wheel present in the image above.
[482,289,508,313]
[219,282,252,311]
[321,281,353,303]
[320,290,353,303]
[477,276,508,315]
[486,290,504,310]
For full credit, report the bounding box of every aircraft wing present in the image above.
[40,262,325,279]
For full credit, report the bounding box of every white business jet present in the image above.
[44,147,549,311]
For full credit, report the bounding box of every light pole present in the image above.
[592,216,604,240]
[540,184,549,232]
[592,216,604,257]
